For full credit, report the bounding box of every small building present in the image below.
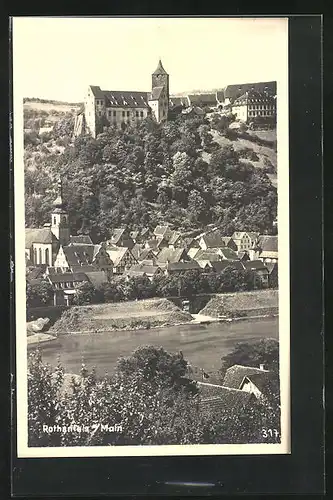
[156,247,190,265]
[239,370,279,402]
[221,236,238,252]
[198,232,225,250]
[249,235,278,263]
[181,106,206,118]
[124,263,163,281]
[107,228,135,250]
[47,271,89,306]
[223,364,270,390]
[231,232,260,252]
[153,224,173,241]
[223,81,277,106]
[243,260,269,288]
[199,384,256,417]
[164,261,201,275]
[187,93,217,109]
[231,90,276,123]
[265,261,278,287]
[105,246,137,274]
[144,237,168,254]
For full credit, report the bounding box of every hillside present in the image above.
[24,105,277,240]
[24,99,81,129]
[206,129,277,187]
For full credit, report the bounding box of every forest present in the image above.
[24,110,277,243]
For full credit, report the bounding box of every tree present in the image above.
[72,281,103,305]
[220,338,279,379]
[26,280,54,308]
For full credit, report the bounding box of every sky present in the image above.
[13,17,288,102]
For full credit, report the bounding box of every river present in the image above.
[29,317,278,376]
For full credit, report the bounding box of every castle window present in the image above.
[45,248,50,266]
[122,111,125,117]
[136,111,139,117]
[140,111,144,117]
[113,111,116,116]
[39,248,42,264]
[127,111,130,117]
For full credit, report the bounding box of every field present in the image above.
[24,99,81,114]
[200,289,279,318]
[49,298,193,334]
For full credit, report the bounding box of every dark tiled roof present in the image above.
[241,371,279,396]
[224,81,277,101]
[167,261,201,272]
[89,85,105,98]
[156,247,187,263]
[25,228,54,247]
[71,264,99,273]
[63,245,95,266]
[233,90,276,106]
[216,90,225,102]
[200,388,254,415]
[243,260,268,271]
[187,93,217,106]
[126,264,161,277]
[26,267,45,280]
[103,90,149,108]
[150,86,164,100]
[201,233,225,248]
[145,238,164,250]
[69,235,93,244]
[85,271,108,288]
[90,86,150,107]
[223,365,270,389]
[257,235,278,253]
[130,231,140,241]
[194,249,222,262]
[169,96,188,107]
[210,260,244,273]
[48,272,88,284]
[182,106,205,116]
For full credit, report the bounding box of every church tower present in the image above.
[149,59,169,123]
[51,177,70,246]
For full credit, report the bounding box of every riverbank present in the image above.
[48,298,193,335]
[27,332,57,346]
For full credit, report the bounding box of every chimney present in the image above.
[259,364,265,371]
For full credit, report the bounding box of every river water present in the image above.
[29,318,278,376]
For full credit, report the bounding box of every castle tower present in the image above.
[149,59,169,123]
[51,177,70,246]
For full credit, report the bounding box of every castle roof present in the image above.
[89,86,150,108]
[224,81,277,101]
[152,59,167,75]
[233,90,276,106]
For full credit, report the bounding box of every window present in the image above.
[127,111,130,117]
[45,248,50,266]
[122,111,125,117]
[98,111,102,116]
[136,111,139,117]
[108,110,111,117]
[140,111,144,117]
[53,216,56,225]
[39,248,42,264]
[113,111,116,116]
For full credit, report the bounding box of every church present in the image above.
[74,59,170,138]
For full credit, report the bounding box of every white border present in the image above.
[13,16,290,458]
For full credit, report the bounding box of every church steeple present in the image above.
[150,59,169,123]
[153,59,167,75]
[51,177,70,246]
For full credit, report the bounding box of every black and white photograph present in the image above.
[13,16,290,457]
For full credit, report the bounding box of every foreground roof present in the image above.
[223,364,270,390]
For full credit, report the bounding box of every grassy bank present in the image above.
[49,298,193,335]
[199,289,278,318]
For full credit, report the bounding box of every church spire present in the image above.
[153,58,167,75]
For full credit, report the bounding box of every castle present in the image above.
[74,59,170,138]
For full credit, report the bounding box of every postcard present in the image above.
[12,16,290,457]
